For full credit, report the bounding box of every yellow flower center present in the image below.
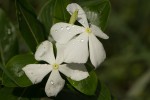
[52,63,59,70]
[86,28,92,34]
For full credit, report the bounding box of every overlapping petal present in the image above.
[51,22,84,44]
[55,43,66,64]
[90,24,109,39]
[89,34,106,68]
[45,70,65,97]
[59,64,89,81]
[64,33,89,63]
[35,41,55,64]
[67,3,89,28]
[22,64,52,84]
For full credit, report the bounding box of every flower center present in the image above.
[52,63,59,70]
[85,28,92,34]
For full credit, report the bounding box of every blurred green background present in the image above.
[0,0,150,100]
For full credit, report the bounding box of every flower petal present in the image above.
[64,33,89,63]
[59,64,89,81]
[45,70,65,97]
[91,24,109,39]
[67,3,89,28]
[89,34,106,68]
[51,22,84,44]
[22,64,52,84]
[35,41,55,64]
[55,43,65,64]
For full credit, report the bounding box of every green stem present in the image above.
[69,10,78,24]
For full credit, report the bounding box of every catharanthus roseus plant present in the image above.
[0,0,111,99]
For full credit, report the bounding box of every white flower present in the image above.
[22,40,89,97]
[51,3,109,68]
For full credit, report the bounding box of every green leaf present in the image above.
[76,0,111,30]
[97,82,111,100]
[16,0,45,52]
[2,53,37,87]
[38,0,71,35]
[0,8,18,64]
[67,71,98,95]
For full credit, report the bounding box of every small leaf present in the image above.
[67,71,98,95]
[76,0,111,30]
[38,0,71,35]
[16,0,45,52]
[97,81,111,100]
[2,53,37,87]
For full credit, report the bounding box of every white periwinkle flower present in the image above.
[22,40,89,97]
[51,3,109,68]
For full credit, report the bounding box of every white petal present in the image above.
[55,43,66,64]
[51,22,84,44]
[67,3,89,28]
[89,34,106,68]
[22,64,52,84]
[91,24,109,39]
[35,41,55,64]
[59,64,89,81]
[45,70,65,97]
[64,33,89,63]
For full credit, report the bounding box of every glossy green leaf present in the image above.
[76,0,111,30]
[97,82,111,100]
[38,0,71,35]
[2,53,37,87]
[16,0,45,52]
[0,8,18,64]
[67,71,98,95]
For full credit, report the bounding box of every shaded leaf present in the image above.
[0,87,41,100]
[13,86,45,100]
[0,8,18,64]
[67,71,98,95]
[56,87,96,100]
[2,53,36,87]
[38,0,71,36]
[97,81,111,100]
[16,0,45,52]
